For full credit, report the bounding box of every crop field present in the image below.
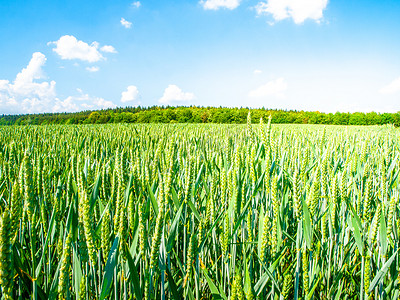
[0,116,399,299]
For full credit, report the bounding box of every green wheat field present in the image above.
[0,114,399,299]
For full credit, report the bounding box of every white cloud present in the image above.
[100,45,117,53]
[14,52,46,85]
[120,18,132,29]
[0,52,116,114]
[52,97,79,112]
[0,52,56,114]
[53,91,116,112]
[248,78,287,98]
[132,1,141,8]
[255,0,328,24]
[0,80,9,90]
[49,35,116,62]
[89,97,116,110]
[254,69,262,75]
[380,77,400,95]
[121,85,140,103]
[86,66,100,72]
[200,0,240,10]
[159,85,195,104]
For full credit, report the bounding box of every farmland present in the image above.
[0,117,399,299]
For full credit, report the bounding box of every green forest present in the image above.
[1,106,399,126]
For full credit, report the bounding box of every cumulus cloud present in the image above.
[132,1,141,8]
[200,0,241,10]
[159,85,195,104]
[100,45,117,53]
[248,78,287,98]
[121,85,140,103]
[86,66,100,72]
[48,35,116,62]
[120,18,132,29]
[255,0,328,24]
[0,52,56,114]
[0,52,116,114]
[53,91,116,112]
[380,77,400,95]
[254,69,262,75]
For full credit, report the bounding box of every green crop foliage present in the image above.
[0,118,399,299]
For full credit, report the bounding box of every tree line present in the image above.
[1,106,399,126]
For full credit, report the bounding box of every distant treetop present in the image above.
[1,106,399,126]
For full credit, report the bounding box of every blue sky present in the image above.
[0,0,399,114]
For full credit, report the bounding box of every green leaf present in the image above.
[13,243,48,299]
[244,255,253,297]
[201,267,227,300]
[35,206,57,278]
[380,211,388,256]
[229,197,252,242]
[167,203,184,252]
[302,197,312,249]
[334,280,344,300]
[94,203,110,239]
[257,205,265,258]
[148,184,158,216]
[369,249,398,293]
[166,267,181,300]
[100,236,120,300]
[254,251,285,295]
[124,173,134,207]
[89,171,101,213]
[254,272,269,296]
[198,209,224,252]
[48,255,62,300]
[307,274,322,299]
[351,215,363,254]
[125,242,142,300]
[194,163,205,192]
[72,246,82,298]
[171,187,180,210]
[187,199,201,221]
[386,153,398,178]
